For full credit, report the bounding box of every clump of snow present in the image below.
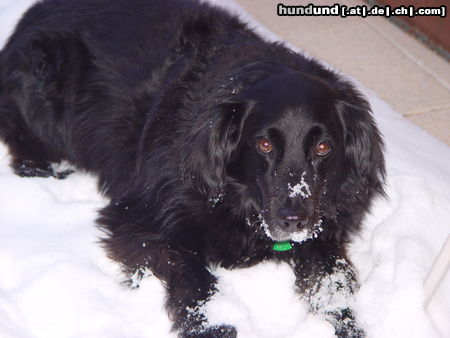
[257,213,274,240]
[291,219,324,243]
[288,171,312,198]
[129,267,152,289]
[291,228,309,243]
[0,1,449,338]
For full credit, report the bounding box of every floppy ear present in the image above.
[181,98,254,198]
[180,62,280,199]
[336,82,386,203]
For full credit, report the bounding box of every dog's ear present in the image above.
[336,82,386,203]
[181,62,279,199]
[181,98,254,198]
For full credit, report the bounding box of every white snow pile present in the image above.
[1,0,449,337]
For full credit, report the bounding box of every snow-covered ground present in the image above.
[0,1,449,337]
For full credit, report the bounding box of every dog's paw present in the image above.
[13,160,55,178]
[335,322,366,338]
[206,325,237,338]
[12,159,75,179]
[327,308,366,338]
[180,324,237,338]
[53,168,75,179]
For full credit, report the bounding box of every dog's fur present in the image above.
[0,0,385,337]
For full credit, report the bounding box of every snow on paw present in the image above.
[180,324,237,338]
[13,160,55,178]
[327,308,366,338]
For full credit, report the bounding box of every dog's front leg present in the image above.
[101,230,235,336]
[292,243,366,337]
[99,199,237,337]
[152,248,236,338]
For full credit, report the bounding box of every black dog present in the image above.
[0,0,385,336]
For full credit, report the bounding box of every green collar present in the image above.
[272,241,293,251]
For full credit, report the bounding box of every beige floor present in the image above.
[235,0,450,146]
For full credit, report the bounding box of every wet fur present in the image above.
[0,0,385,337]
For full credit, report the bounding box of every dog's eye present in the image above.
[257,138,273,153]
[315,142,332,156]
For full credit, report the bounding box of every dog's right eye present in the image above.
[256,138,273,154]
[315,142,332,156]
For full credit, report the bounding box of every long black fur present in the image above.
[0,0,385,337]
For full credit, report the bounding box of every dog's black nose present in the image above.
[280,214,308,230]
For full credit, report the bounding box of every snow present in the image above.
[291,219,323,243]
[288,171,311,199]
[1,0,449,337]
[258,214,275,240]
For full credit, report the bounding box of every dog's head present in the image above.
[183,63,385,242]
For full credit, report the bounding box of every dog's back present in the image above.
[0,0,249,196]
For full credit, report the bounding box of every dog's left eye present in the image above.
[315,142,332,156]
[257,138,273,153]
